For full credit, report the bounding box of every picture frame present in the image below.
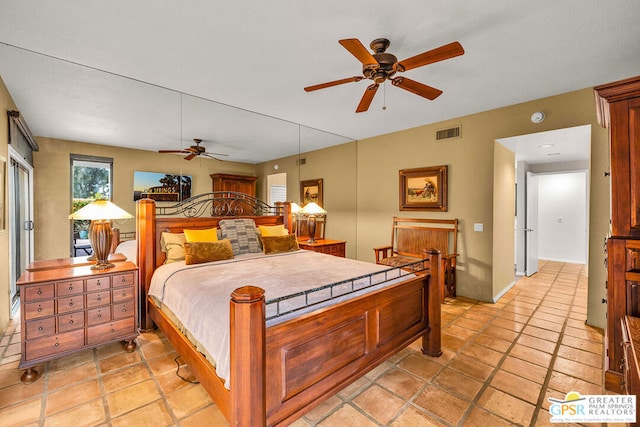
[133,171,192,202]
[399,165,448,211]
[300,178,323,207]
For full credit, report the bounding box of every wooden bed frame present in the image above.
[135,193,442,426]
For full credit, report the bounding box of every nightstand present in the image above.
[297,238,346,257]
[17,260,138,383]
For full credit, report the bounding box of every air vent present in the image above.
[297,158,306,166]
[436,126,461,141]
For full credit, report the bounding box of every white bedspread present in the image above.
[148,250,414,388]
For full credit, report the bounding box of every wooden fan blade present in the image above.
[158,150,188,154]
[392,77,443,100]
[339,39,379,68]
[304,76,363,92]
[356,83,379,113]
[201,153,225,161]
[396,41,464,72]
[184,153,196,161]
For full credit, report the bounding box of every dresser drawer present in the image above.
[87,306,112,325]
[86,291,111,308]
[112,300,135,320]
[86,276,111,293]
[25,317,55,340]
[57,295,84,314]
[58,311,85,332]
[56,280,84,297]
[24,300,55,320]
[112,272,135,289]
[24,329,85,361]
[87,317,136,346]
[112,286,134,303]
[23,284,54,302]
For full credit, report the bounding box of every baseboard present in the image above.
[493,279,517,303]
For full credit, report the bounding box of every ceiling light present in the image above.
[539,143,554,148]
[531,111,545,123]
[547,152,561,156]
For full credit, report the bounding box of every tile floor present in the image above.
[0,260,607,426]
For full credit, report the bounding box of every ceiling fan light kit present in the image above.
[305,38,464,113]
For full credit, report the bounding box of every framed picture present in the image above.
[300,178,323,207]
[399,165,448,211]
[133,171,192,202]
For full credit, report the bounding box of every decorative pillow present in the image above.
[184,227,219,243]
[261,234,299,255]
[219,219,261,255]
[160,232,186,263]
[183,240,234,265]
[258,224,289,237]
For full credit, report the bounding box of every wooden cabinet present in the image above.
[621,316,640,425]
[210,173,257,196]
[17,261,138,383]
[297,238,346,258]
[595,76,640,391]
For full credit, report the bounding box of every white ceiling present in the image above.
[0,1,639,163]
[498,125,592,165]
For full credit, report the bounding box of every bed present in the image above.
[134,192,442,426]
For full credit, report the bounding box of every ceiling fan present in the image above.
[159,139,228,161]
[304,38,464,113]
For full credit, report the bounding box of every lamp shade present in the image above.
[69,200,133,220]
[300,202,327,215]
[290,202,302,213]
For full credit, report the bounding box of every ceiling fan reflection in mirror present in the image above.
[159,139,228,161]
[304,38,464,113]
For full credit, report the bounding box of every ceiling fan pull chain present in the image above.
[383,82,387,110]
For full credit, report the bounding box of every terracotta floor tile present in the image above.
[146,351,179,376]
[364,361,391,380]
[547,370,603,396]
[448,354,495,381]
[413,385,470,425]
[139,339,175,360]
[460,343,503,367]
[303,395,342,423]
[490,369,542,404]
[46,360,98,391]
[111,400,174,427]
[441,333,466,352]
[106,379,162,418]
[317,404,378,427]
[509,343,552,367]
[482,325,519,342]
[0,379,45,409]
[452,316,486,331]
[527,317,564,332]
[42,398,105,427]
[552,357,602,386]
[397,353,443,380]
[463,406,519,427]
[0,398,42,427]
[522,325,561,342]
[102,362,150,393]
[433,367,483,399]
[165,382,212,419]
[389,406,448,427]
[352,384,405,424]
[516,333,557,354]
[376,367,425,400]
[474,333,512,352]
[0,364,22,388]
[556,344,602,368]
[98,350,142,375]
[490,317,525,333]
[180,404,228,427]
[561,334,603,355]
[336,375,369,399]
[45,378,101,416]
[443,324,478,341]
[477,387,535,425]
[501,355,548,384]
[563,325,603,342]
[462,310,494,324]
[497,310,530,324]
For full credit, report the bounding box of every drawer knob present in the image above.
[110,329,115,333]
[69,302,74,307]
[37,289,42,295]
[121,277,126,282]
[37,307,42,312]
[97,297,102,302]
[38,326,43,331]
[97,314,102,318]
[69,320,74,324]
[97,280,101,286]
[68,285,73,291]
[121,307,126,312]
[54,342,59,347]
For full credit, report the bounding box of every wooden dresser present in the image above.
[210,173,257,196]
[595,75,640,391]
[297,238,346,257]
[17,260,138,383]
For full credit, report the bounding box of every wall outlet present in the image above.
[474,223,484,232]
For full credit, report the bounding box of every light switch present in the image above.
[474,223,484,232]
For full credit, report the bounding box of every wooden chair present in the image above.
[374,217,458,300]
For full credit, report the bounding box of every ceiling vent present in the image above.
[436,125,461,141]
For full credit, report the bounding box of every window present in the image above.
[70,155,113,255]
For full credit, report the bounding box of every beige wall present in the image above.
[0,77,16,333]
[33,139,258,261]
[10,85,610,336]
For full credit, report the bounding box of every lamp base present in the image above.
[91,262,115,270]
[89,220,115,270]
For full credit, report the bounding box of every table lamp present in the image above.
[68,200,133,269]
[300,202,326,244]
[290,202,301,236]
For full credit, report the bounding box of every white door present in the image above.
[525,172,539,276]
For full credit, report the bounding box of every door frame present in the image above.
[8,144,35,316]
